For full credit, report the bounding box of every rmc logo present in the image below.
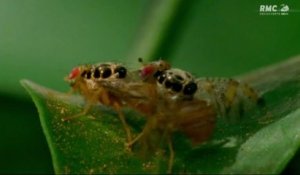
[260,5,278,12]
[259,4,289,15]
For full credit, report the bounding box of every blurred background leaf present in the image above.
[1,0,300,173]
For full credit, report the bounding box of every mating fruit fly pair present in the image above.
[65,59,263,173]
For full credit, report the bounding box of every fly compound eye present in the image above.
[115,66,127,78]
[140,65,155,78]
[101,67,112,78]
[68,67,81,80]
[183,82,197,95]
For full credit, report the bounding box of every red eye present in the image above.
[68,67,81,79]
[140,65,155,78]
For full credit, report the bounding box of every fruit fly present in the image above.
[98,60,216,173]
[138,60,264,123]
[65,62,134,147]
[70,59,263,172]
[137,67,217,173]
[100,59,264,173]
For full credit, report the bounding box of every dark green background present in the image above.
[0,0,299,173]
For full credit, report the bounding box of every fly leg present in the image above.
[125,129,145,149]
[167,136,174,174]
[125,116,154,150]
[62,103,94,122]
[113,103,133,152]
[62,86,99,122]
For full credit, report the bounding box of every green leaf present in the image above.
[20,56,300,174]
[222,108,300,174]
[20,80,149,174]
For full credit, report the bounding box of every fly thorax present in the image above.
[155,68,198,100]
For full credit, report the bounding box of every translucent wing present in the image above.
[173,98,216,145]
[94,70,150,100]
[95,71,158,115]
